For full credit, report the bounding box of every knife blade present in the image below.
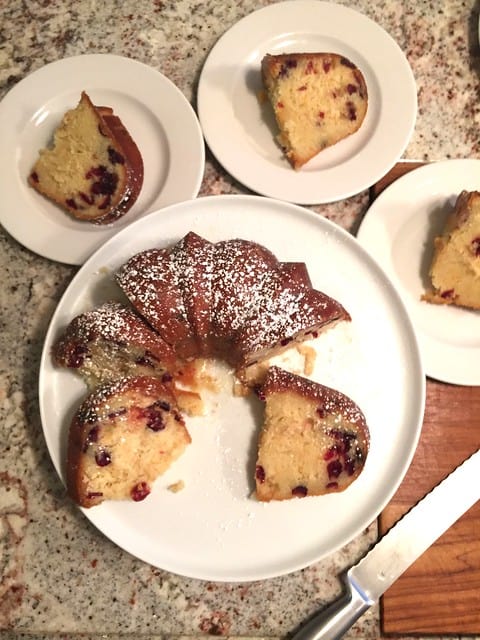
[293,448,480,640]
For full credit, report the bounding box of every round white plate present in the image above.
[197,1,417,204]
[357,159,480,386]
[39,195,425,582]
[0,54,205,265]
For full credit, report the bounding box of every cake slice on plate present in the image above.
[422,190,480,309]
[254,366,369,501]
[261,52,368,169]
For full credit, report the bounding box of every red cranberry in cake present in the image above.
[28,91,143,224]
[261,52,368,169]
[66,376,191,508]
[254,366,369,501]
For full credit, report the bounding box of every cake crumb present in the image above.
[297,344,317,376]
[167,480,185,493]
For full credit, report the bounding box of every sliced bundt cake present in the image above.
[28,91,143,224]
[261,52,368,169]
[116,234,350,375]
[254,366,369,501]
[66,376,191,508]
[422,190,480,309]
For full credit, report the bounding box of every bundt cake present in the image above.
[55,233,359,508]
[28,91,143,224]
[116,233,350,373]
[254,366,369,501]
[261,52,368,169]
[53,301,177,388]
[66,376,191,508]
[422,190,480,309]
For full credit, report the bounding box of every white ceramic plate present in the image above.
[39,195,425,582]
[357,159,480,386]
[0,54,205,265]
[197,1,417,204]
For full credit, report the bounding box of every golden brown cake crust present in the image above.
[255,366,369,501]
[422,190,480,310]
[261,52,368,169]
[28,91,144,224]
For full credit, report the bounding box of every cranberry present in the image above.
[326,481,338,490]
[347,84,357,94]
[279,59,297,78]
[82,425,99,453]
[340,57,355,69]
[323,445,339,461]
[131,482,150,501]
[95,449,111,466]
[297,84,307,91]
[344,457,356,476]
[322,60,331,73]
[86,491,103,499]
[107,407,127,419]
[327,459,343,479]
[79,192,94,205]
[135,355,155,368]
[280,337,292,346]
[86,165,118,196]
[346,101,357,121]
[305,60,315,74]
[66,198,78,209]
[30,171,39,183]
[292,485,308,497]
[108,146,125,165]
[144,407,165,431]
[316,405,326,418]
[66,343,88,368]
[161,372,173,383]
[255,465,266,483]
[471,237,480,256]
[441,289,455,299]
[318,111,325,119]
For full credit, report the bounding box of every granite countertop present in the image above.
[0,1,479,639]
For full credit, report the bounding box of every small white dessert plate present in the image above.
[0,54,205,265]
[197,0,417,204]
[357,159,480,386]
[39,195,425,582]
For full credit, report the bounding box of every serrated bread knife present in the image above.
[293,448,480,640]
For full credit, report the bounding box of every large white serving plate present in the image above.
[39,195,425,582]
[357,159,480,386]
[197,1,417,204]
[0,54,205,265]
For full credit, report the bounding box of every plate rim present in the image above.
[197,0,417,204]
[0,53,205,265]
[39,194,425,581]
[357,158,480,386]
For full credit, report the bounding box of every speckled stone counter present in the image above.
[0,1,479,639]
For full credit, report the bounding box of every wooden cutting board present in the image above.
[370,162,480,635]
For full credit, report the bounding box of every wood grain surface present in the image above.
[369,162,480,635]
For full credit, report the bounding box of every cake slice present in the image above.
[422,190,480,309]
[66,376,191,508]
[116,247,198,359]
[254,366,369,501]
[53,301,178,388]
[261,52,368,169]
[28,91,143,224]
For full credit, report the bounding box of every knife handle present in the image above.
[292,580,372,640]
